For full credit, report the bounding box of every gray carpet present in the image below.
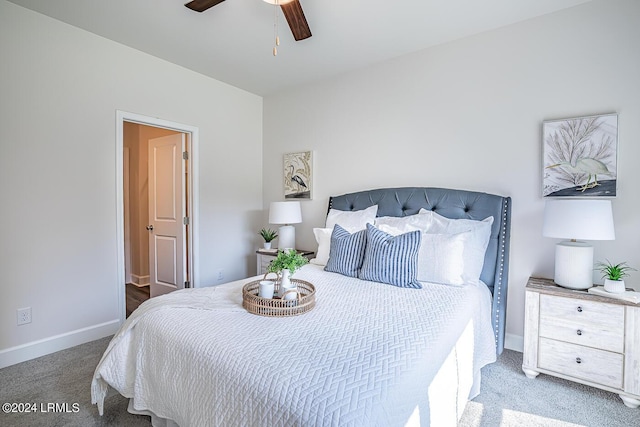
[458,350,639,427]
[0,338,637,426]
[0,337,149,427]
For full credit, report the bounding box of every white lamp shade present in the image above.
[269,201,302,225]
[543,199,615,241]
[543,199,615,290]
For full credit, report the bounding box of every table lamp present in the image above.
[269,201,302,251]
[543,199,615,290]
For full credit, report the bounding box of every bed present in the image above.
[92,187,511,426]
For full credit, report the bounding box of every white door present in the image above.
[148,134,186,297]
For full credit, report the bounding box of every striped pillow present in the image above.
[324,225,367,278]
[359,224,422,289]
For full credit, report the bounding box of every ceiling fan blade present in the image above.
[280,0,312,41]
[184,0,226,13]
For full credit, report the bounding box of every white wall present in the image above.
[263,0,640,349]
[0,1,263,367]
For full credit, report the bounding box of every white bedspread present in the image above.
[92,264,496,426]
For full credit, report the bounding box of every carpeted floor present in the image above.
[458,350,638,427]
[0,337,637,426]
[0,337,149,427]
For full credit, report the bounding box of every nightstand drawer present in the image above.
[538,337,623,389]
[539,294,624,353]
[260,257,272,270]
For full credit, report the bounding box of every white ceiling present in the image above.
[8,0,592,96]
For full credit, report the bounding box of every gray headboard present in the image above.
[328,187,511,354]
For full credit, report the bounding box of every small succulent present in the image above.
[595,260,636,281]
[259,228,278,243]
[268,249,308,276]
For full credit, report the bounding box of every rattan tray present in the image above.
[242,274,316,317]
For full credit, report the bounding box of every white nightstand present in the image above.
[256,249,315,275]
[523,277,640,408]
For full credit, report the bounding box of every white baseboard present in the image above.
[0,319,121,369]
[504,333,524,353]
[130,274,150,286]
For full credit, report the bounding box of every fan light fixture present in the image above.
[262,0,304,56]
[263,0,289,56]
[185,0,311,46]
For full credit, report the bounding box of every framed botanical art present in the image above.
[284,151,313,200]
[542,113,618,197]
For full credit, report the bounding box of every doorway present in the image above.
[116,111,200,322]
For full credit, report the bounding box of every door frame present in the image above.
[115,110,200,322]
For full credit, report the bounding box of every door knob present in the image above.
[146,225,154,231]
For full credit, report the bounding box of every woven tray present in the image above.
[242,273,316,317]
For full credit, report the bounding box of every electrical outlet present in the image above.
[17,307,31,326]
[216,269,224,281]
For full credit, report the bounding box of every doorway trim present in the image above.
[115,110,200,322]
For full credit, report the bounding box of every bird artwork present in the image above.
[542,114,617,197]
[546,157,611,192]
[284,151,312,199]
[289,165,308,192]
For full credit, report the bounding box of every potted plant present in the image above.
[259,228,278,250]
[595,260,636,293]
[268,249,309,299]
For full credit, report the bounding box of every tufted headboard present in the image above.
[328,187,511,354]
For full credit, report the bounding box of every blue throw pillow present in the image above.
[324,224,367,278]
[359,224,422,289]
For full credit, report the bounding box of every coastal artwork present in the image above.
[543,113,617,197]
[284,151,313,200]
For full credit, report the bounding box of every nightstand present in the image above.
[523,277,640,408]
[256,249,315,275]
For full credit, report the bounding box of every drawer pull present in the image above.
[576,357,582,364]
[576,330,582,336]
[577,306,583,313]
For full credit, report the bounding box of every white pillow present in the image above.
[325,205,378,233]
[310,227,332,266]
[374,211,432,231]
[416,231,471,285]
[377,224,471,286]
[419,209,494,283]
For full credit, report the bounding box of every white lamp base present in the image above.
[554,240,594,290]
[278,225,296,251]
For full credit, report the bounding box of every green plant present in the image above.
[595,260,636,281]
[259,228,278,243]
[268,249,308,275]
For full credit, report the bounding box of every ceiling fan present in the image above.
[185,0,312,41]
